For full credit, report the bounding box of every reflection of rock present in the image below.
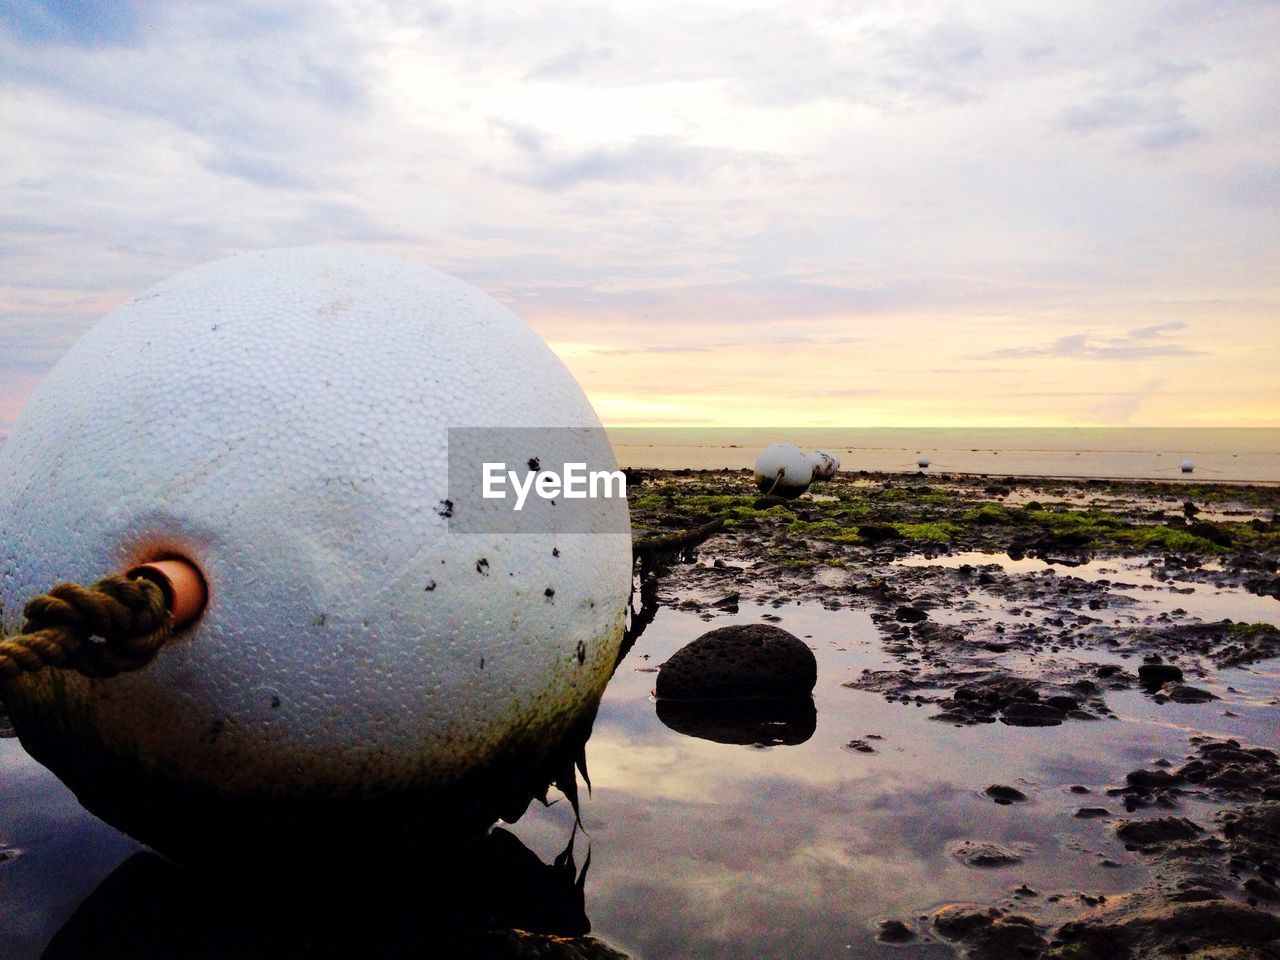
[42,824,630,960]
[656,697,815,746]
[655,624,817,701]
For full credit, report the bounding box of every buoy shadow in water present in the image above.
[655,697,816,746]
[42,825,599,959]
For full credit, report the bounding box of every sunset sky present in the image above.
[2,1,1277,431]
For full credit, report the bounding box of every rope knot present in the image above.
[1,574,174,680]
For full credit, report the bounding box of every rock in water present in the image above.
[655,624,817,701]
[0,248,632,866]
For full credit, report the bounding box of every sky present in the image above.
[1,0,1277,430]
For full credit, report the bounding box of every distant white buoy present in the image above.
[1180,459,1195,474]
[917,454,931,470]
[0,247,632,863]
[809,449,840,481]
[754,444,813,499]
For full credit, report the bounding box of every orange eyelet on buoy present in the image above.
[126,558,207,629]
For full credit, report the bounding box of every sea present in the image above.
[606,427,1280,484]
[1,427,1275,483]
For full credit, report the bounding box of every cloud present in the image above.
[591,345,711,356]
[1059,93,1200,150]
[499,131,781,192]
[524,45,616,81]
[1057,57,1205,151]
[980,322,1204,361]
[0,2,1277,428]
[1,0,138,48]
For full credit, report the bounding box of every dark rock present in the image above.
[1125,769,1184,790]
[932,904,996,938]
[949,840,1023,867]
[894,606,928,623]
[966,916,1046,960]
[1053,899,1280,959]
[1138,662,1183,686]
[1164,683,1218,703]
[858,523,903,542]
[752,495,792,510]
[985,784,1028,804]
[1074,807,1111,819]
[1187,521,1234,547]
[875,919,916,943]
[1044,695,1079,711]
[1244,876,1280,901]
[1001,701,1065,726]
[1115,816,1204,846]
[655,624,817,701]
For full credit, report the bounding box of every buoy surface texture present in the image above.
[0,248,631,862]
[753,444,813,499]
[809,450,840,480]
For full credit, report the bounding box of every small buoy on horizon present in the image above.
[0,247,632,866]
[810,449,840,480]
[1180,459,1195,474]
[917,454,931,470]
[754,444,813,499]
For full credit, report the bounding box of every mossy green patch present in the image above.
[894,522,961,542]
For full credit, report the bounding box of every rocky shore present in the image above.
[629,467,1280,959]
[1,467,1277,958]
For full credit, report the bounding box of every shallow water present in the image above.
[607,428,1280,483]
[897,551,1280,627]
[0,595,1275,958]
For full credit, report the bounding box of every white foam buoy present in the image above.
[753,444,813,499]
[1180,459,1195,474]
[0,248,632,863]
[917,454,931,470]
[809,449,840,481]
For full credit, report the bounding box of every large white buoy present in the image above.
[809,449,840,481]
[0,248,631,864]
[753,444,813,499]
